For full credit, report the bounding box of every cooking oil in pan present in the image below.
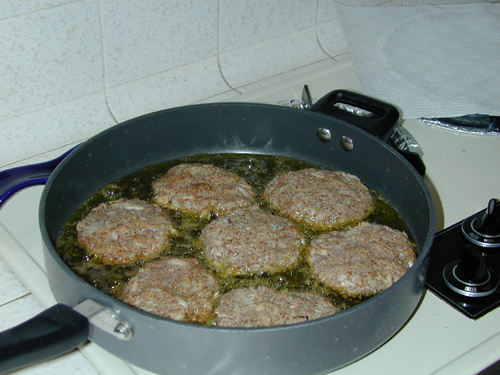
[56,153,414,318]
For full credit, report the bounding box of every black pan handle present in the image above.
[311,89,400,142]
[0,304,89,374]
[311,89,426,175]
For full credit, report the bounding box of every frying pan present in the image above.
[0,90,434,375]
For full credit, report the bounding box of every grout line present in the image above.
[0,292,32,308]
[96,0,120,124]
[0,0,81,22]
[315,0,331,57]
[0,90,107,125]
[215,0,241,94]
[0,141,81,171]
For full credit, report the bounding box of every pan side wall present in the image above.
[43,239,427,375]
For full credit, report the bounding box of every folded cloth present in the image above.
[335,3,500,119]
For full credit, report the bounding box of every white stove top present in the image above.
[1,58,500,375]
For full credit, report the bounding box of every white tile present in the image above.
[0,0,77,20]
[233,59,338,98]
[318,0,340,22]
[0,0,104,121]
[317,18,349,58]
[332,51,351,61]
[316,0,348,58]
[0,258,29,305]
[335,0,497,4]
[105,56,231,122]
[12,348,99,375]
[100,0,218,88]
[0,143,80,170]
[219,27,330,88]
[0,185,46,269]
[194,90,242,104]
[0,294,45,331]
[220,59,360,106]
[219,0,317,53]
[0,92,115,168]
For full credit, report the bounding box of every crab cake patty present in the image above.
[201,206,306,276]
[263,168,373,230]
[76,198,177,265]
[308,222,416,297]
[120,256,220,323]
[152,163,255,218]
[216,286,339,327]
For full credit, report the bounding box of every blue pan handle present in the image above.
[0,148,74,209]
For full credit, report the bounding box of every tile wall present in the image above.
[1,0,495,169]
[0,0,348,169]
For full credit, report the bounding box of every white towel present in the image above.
[336,3,500,119]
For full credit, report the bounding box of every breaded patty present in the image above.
[216,286,339,327]
[308,222,416,296]
[152,163,255,218]
[200,206,306,276]
[120,256,220,323]
[76,198,177,265]
[262,168,373,230]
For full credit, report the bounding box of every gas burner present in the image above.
[426,199,500,319]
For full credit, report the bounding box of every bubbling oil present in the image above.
[56,153,415,315]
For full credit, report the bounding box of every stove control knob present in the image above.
[473,199,500,236]
[443,243,499,297]
[462,198,500,248]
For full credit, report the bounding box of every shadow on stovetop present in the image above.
[478,359,500,375]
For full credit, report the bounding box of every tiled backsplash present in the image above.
[1,0,496,169]
[0,0,349,169]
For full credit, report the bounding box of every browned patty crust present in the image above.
[152,163,255,218]
[262,168,373,230]
[120,256,220,323]
[216,286,339,327]
[76,198,177,265]
[200,206,306,276]
[308,222,416,296]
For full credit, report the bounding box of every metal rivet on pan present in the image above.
[114,322,134,341]
[341,136,354,151]
[316,128,332,142]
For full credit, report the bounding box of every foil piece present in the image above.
[273,99,311,110]
[391,123,424,157]
[333,102,373,118]
[420,115,500,136]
